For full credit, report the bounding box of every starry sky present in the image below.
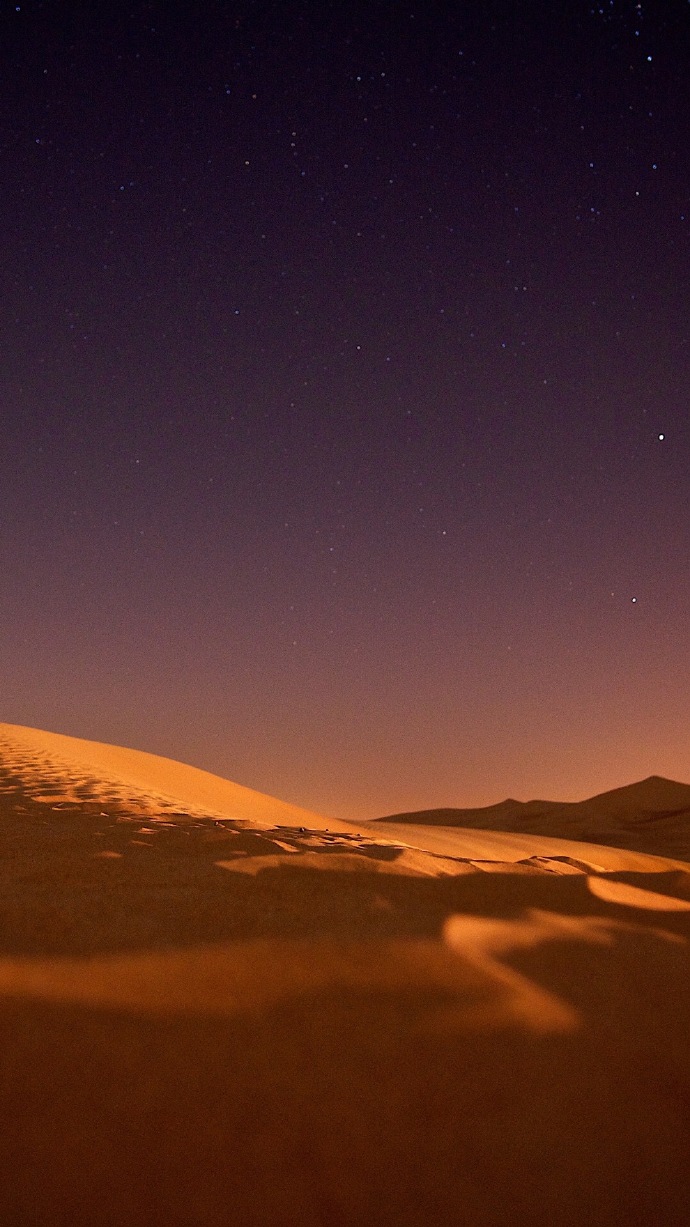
[2,0,689,820]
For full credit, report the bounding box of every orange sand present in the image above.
[376,775,690,861]
[0,722,689,1226]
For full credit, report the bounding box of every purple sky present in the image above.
[2,0,689,820]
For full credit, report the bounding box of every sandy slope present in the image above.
[0,721,351,830]
[375,775,690,862]
[1,724,690,1226]
[371,820,690,873]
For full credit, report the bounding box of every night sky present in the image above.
[2,0,689,821]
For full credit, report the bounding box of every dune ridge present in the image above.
[375,774,690,862]
[0,721,350,830]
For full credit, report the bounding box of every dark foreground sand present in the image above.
[1,722,689,1226]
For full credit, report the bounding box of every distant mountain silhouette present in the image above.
[373,776,690,862]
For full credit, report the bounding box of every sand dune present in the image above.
[1,723,690,1226]
[0,721,350,830]
[375,774,690,862]
[370,820,690,873]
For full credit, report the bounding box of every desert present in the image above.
[0,720,689,1225]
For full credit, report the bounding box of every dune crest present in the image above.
[374,775,690,862]
[0,721,350,831]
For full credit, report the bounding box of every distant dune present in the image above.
[1,723,690,1226]
[373,775,690,862]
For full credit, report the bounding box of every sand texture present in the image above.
[1,722,690,1226]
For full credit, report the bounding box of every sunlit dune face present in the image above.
[370,821,690,873]
[588,877,690,910]
[0,722,351,830]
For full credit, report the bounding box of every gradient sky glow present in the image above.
[2,0,689,820]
